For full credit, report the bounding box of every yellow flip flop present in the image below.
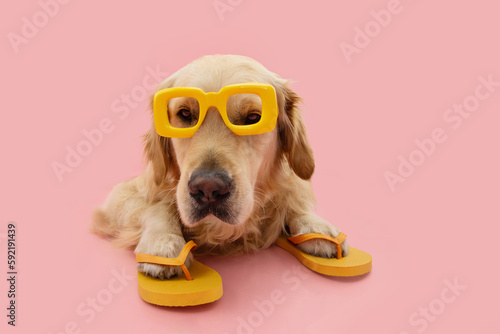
[275,232,372,277]
[136,241,223,307]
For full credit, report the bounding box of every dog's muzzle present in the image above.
[187,169,234,223]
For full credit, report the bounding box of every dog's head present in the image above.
[144,55,314,227]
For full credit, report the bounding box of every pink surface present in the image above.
[1,0,499,333]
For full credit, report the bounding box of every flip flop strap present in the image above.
[288,232,347,259]
[136,240,197,281]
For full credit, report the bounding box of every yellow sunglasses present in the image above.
[153,83,278,138]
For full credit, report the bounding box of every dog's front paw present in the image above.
[135,234,193,280]
[291,218,349,259]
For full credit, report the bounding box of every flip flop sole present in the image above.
[137,260,223,307]
[275,237,372,277]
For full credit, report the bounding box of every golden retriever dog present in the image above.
[92,55,348,279]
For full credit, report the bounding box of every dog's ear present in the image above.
[278,83,315,180]
[143,98,179,185]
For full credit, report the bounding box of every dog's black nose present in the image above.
[188,171,232,205]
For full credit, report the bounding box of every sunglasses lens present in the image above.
[166,96,200,128]
[226,93,262,126]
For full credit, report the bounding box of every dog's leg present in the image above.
[286,213,349,258]
[135,201,192,279]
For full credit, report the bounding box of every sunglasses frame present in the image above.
[153,83,278,138]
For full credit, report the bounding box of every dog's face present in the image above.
[172,95,276,226]
[145,55,315,227]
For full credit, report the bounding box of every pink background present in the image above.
[1,0,499,333]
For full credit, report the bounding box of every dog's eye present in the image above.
[177,108,192,122]
[244,112,261,125]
